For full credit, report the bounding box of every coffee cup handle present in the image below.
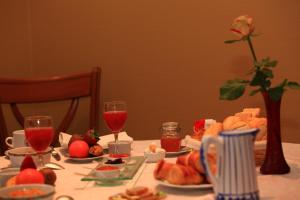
[5,137,14,148]
[200,135,222,187]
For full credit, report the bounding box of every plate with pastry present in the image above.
[154,151,215,190]
[165,146,192,156]
[156,180,212,189]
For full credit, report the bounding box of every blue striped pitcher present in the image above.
[201,128,259,200]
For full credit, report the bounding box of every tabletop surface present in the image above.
[1,141,300,200]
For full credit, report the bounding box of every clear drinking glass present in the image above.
[103,101,128,154]
[24,116,54,168]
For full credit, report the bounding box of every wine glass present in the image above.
[103,101,127,153]
[24,116,54,168]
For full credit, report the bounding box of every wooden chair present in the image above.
[0,67,101,155]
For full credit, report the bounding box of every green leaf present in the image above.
[246,67,256,75]
[261,68,273,78]
[280,79,288,87]
[287,81,300,89]
[261,57,270,65]
[250,70,270,88]
[268,86,285,101]
[254,61,262,68]
[249,88,261,96]
[219,79,247,100]
[226,79,249,84]
[265,60,278,67]
[224,39,241,44]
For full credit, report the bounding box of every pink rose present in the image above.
[230,15,254,38]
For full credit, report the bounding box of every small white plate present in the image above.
[165,146,191,156]
[156,180,212,189]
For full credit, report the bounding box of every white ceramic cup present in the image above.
[5,130,28,148]
[108,140,131,155]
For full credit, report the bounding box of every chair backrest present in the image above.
[0,67,101,155]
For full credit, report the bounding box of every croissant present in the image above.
[177,151,217,176]
[153,160,174,180]
[154,159,204,185]
[166,164,204,185]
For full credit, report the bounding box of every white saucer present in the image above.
[165,146,191,156]
[156,180,212,189]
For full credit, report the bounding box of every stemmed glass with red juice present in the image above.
[103,111,127,133]
[24,116,54,167]
[25,127,54,152]
[103,101,127,155]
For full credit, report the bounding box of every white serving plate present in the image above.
[156,180,212,189]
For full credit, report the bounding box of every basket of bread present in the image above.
[183,108,267,166]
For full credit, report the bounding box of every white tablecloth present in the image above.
[1,141,300,200]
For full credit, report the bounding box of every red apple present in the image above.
[16,168,45,185]
[68,140,89,158]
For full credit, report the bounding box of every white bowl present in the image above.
[144,148,166,163]
[0,184,55,200]
[108,154,131,162]
[0,168,19,187]
[94,166,120,179]
[6,147,51,167]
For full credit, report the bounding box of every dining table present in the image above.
[1,140,300,200]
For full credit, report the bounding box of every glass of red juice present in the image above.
[24,116,54,167]
[103,101,127,153]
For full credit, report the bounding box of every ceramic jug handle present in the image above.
[200,135,222,187]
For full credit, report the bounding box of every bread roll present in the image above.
[248,117,267,140]
[204,122,223,136]
[242,108,261,117]
[234,112,253,121]
[223,116,250,131]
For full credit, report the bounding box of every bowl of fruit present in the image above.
[5,155,57,187]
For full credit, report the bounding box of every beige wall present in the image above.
[1,0,300,143]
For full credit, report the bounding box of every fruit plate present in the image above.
[156,180,212,189]
[165,146,192,157]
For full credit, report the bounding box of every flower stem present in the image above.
[247,36,257,62]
